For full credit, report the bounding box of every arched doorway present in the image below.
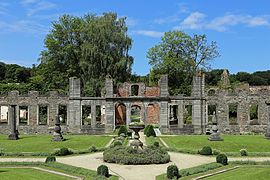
[131,105,141,123]
[115,103,126,126]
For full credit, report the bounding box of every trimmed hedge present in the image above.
[45,156,56,163]
[118,125,128,136]
[167,165,180,179]
[216,154,228,165]
[199,146,212,155]
[146,125,156,137]
[103,146,170,165]
[97,165,109,177]
[54,147,73,156]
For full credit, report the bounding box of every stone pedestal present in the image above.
[52,115,64,141]
[208,124,223,141]
[265,125,270,139]
[8,105,19,140]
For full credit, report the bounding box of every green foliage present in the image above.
[216,154,228,165]
[103,146,170,165]
[167,165,180,179]
[240,149,248,156]
[153,141,160,148]
[37,13,133,96]
[97,165,109,177]
[111,140,123,147]
[199,146,212,155]
[45,156,56,163]
[147,31,219,95]
[144,125,151,134]
[54,147,72,156]
[180,162,223,177]
[146,125,156,137]
[118,125,128,136]
[89,145,97,152]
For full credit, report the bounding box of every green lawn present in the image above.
[204,166,270,180]
[0,168,72,180]
[0,135,111,153]
[161,135,270,152]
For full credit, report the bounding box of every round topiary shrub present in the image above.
[118,125,128,136]
[216,154,228,165]
[103,146,170,165]
[97,165,109,177]
[240,149,248,156]
[146,125,156,137]
[89,145,97,152]
[153,141,159,148]
[167,165,180,179]
[144,125,151,134]
[111,140,123,147]
[45,156,56,163]
[199,146,212,155]
[54,147,72,156]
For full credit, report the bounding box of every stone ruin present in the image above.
[0,71,269,135]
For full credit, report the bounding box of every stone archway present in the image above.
[115,103,126,126]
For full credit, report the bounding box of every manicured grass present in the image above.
[0,168,72,180]
[204,166,270,180]
[0,135,111,153]
[161,135,270,153]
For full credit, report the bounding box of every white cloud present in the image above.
[133,30,164,38]
[178,12,206,30]
[21,0,56,16]
[176,12,270,32]
[125,17,138,26]
[0,20,48,34]
[0,2,9,15]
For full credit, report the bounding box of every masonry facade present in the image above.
[0,72,269,135]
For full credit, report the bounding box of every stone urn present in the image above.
[129,124,145,149]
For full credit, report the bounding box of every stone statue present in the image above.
[52,115,64,141]
[208,112,223,141]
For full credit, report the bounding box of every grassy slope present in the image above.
[205,166,270,180]
[0,168,71,180]
[161,135,270,152]
[0,135,111,153]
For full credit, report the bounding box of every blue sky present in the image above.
[0,0,270,75]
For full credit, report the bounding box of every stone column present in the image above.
[68,77,81,128]
[91,102,96,128]
[105,101,114,133]
[8,105,19,140]
[126,103,131,125]
[178,101,184,128]
[265,105,270,139]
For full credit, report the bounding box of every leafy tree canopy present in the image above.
[147,31,219,95]
[36,12,133,96]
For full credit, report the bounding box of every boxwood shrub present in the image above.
[45,156,56,163]
[103,146,170,165]
[199,146,212,155]
[118,125,128,136]
[97,165,109,177]
[54,147,73,156]
[216,154,228,165]
[167,165,180,179]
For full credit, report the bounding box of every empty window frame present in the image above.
[0,106,8,124]
[82,105,91,125]
[169,105,178,125]
[58,105,67,125]
[229,104,238,125]
[131,85,139,96]
[96,105,101,125]
[184,105,192,124]
[19,106,28,125]
[208,105,216,124]
[38,105,48,125]
[250,104,259,125]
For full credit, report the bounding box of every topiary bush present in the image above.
[103,146,170,165]
[146,125,156,137]
[153,141,159,148]
[89,145,97,152]
[240,149,248,156]
[118,125,128,136]
[54,147,72,156]
[97,165,109,177]
[199,146,212,155]
[216,154,228,165]
[45,156,56,163]
[144,124,151,134]
[111,140,123,147]
[167,165,180,179]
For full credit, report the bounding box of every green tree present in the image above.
[36,13,133,96]
[147,31,219,95]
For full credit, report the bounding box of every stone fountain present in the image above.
[208,112,223,141]
[52,115,64,141]
[129,123,145,149]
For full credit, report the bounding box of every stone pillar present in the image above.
[126,103,131,125]
[105,101,114,133]
[144,102,148,124]
[265,105,270,139]
[68,77,81,127]
[191,74,206,134]
[105,78,113,97]
[91,102,96,128]
[8,105,19,140]
[160,101,169,128]
[159,75,169,97]
[178,101,184,128]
